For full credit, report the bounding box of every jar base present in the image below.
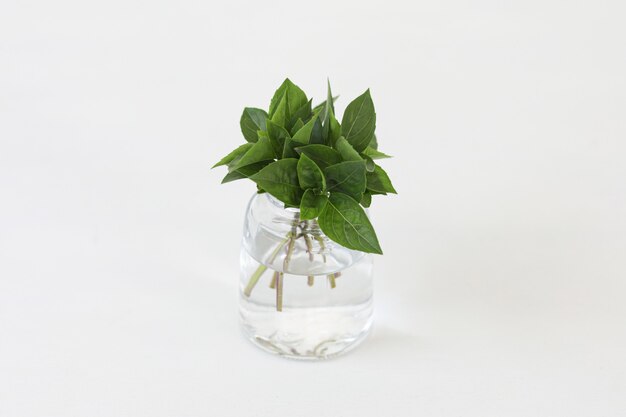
[240,320,372,360]
[239,302,373,360]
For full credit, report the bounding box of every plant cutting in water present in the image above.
[213,79,396,311]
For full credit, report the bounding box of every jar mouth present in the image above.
[265,193,300,213]
[247,191,369,263]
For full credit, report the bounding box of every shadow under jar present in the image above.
[239,193,374,360]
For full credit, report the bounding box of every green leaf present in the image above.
[324,79,335,119]
[328,111,342,145]
[282,138,300,159]
[368,134,378,150]
[312,95,339,115]
[221,170,245,183]
[294,144,342,169]
[324,160,366,201]
[363,154,376,172]
[212,143,254,168]
[318,193,382,254]
[240,108,268,143]
[360,191,372,208]
[341,89,376,152]
[297,154,325,190]
[230,136,275,170]
[268,79,308,124]
[300,189,328,220]
[289,99,312,128]
[362,146,391,159]
[222,161,271,183]
[270,94,288,127]
[266,120,291,158]
[285,80,308,119]
[309,116,323,145]
[322,80,335,142]
[366,164,397,194]
[290,118,304,136]
[249,159,303,206]
[291,114,318,144]
[334,136,362,161]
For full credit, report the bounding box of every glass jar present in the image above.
[239,192,374,360]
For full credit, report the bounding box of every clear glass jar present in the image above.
[239,192,374,360]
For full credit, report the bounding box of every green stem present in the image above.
[328,273,336,289]
[303,233,314,262]
[283,217,298,273]
[243,233,290,297]
[244,265,267,298]
[269,271,278,289]
[276,272,284,311]
[311,222,327,263]
[274,213,300,311]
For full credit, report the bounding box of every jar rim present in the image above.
[265,193,300,213]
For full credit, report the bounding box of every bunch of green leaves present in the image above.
[213,79,396,254]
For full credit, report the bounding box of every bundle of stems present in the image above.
[243,213,341,311]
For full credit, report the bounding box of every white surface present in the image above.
[1,0,625,415]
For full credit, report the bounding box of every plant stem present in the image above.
[276,272,284,311]
[303,233,314,262]
[328,273,336,289]
[311,222,327,263]
[269,271,278,289]
[283,217,298,273]
[274,212,300,311]
[243,233,290,297]
[244,265,267,297]
[307,276,314,286]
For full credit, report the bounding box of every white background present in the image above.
[1,0,625,416]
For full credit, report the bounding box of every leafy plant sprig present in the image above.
[213,79,396,254]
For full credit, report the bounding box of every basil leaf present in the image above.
[341,89,376,152]
[294,144,342,169]
[285,80,308,120]
[324,160,366,201]
[290,118,305,136]
[312,95,339,115]
[282,138,300,159]
[291,114,318,144]
[240,108,268,143]
[310,116,323,145]
[324,79,335,119]
[366,164,397,194]
[363,155,376,172]
[222,161,272,183]
[334,136,362,162]
[289,99,312,128]
[250,159,303,206]
[268,79,308,123]
[212,143,254,168]
[270,94,288,127]
[300,189,328,220]
[318,193,382,254]
[266,120,291,158]
[361,191,372,208]
[368,134,378,150]
[362,146,391,159]
[322,80,334,143]
[231,136,275,170]
[328,111,341,146]
[297,154,325,190]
